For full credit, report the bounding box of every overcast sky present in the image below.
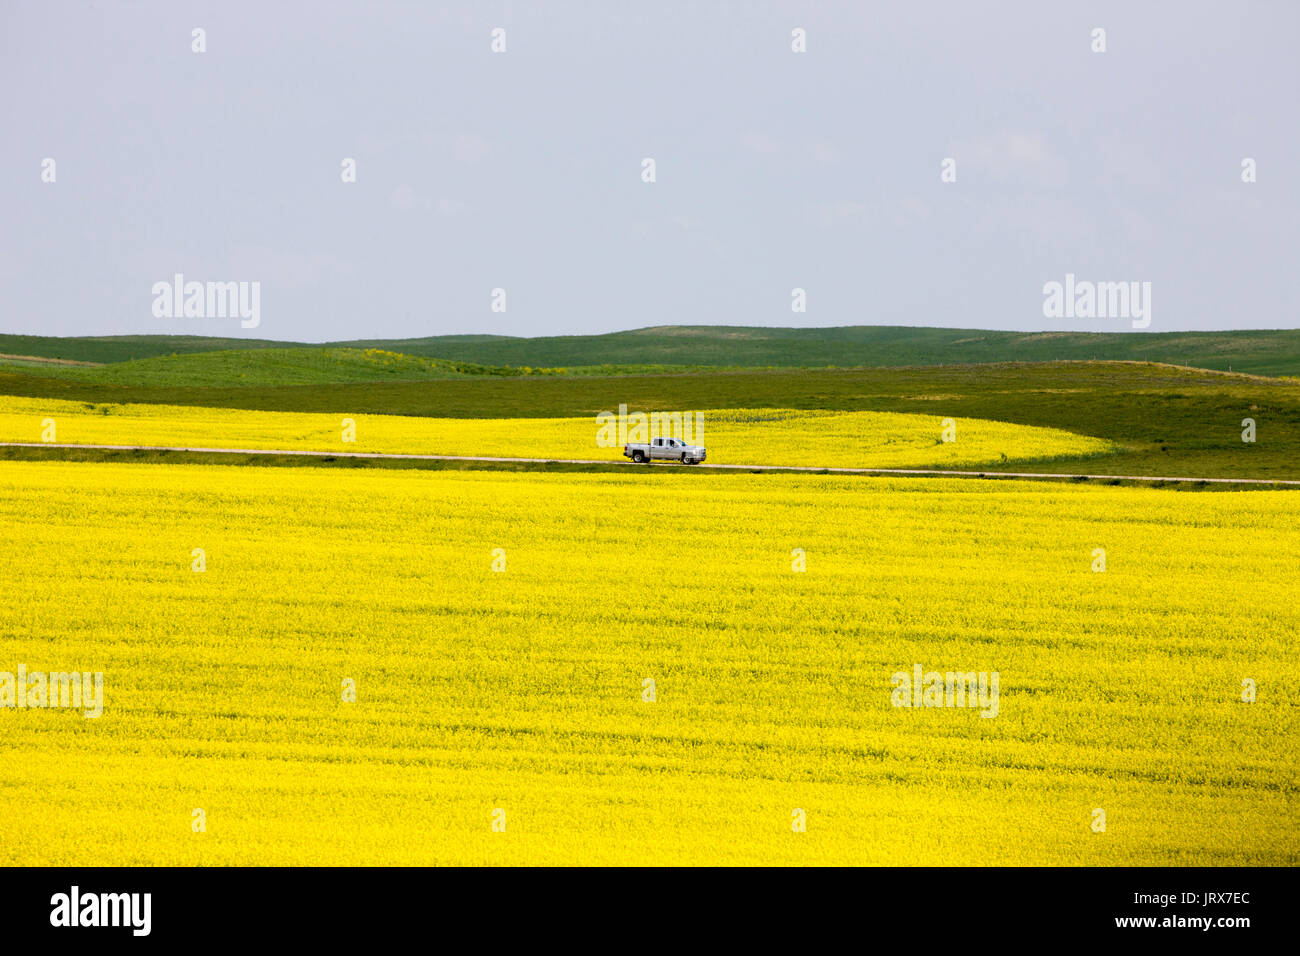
[2,0,1296,341]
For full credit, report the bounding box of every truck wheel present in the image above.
[680,453,688,463]
[632,450,645,463]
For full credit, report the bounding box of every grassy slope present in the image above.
[0,348,492,386]
[0,346,747,384]
[0,347,701,386]
[2,361,1297,481]
[5,326,1300,375]
[0,334,294,364]
[354,326,1300,377]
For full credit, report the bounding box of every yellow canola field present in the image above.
[0,395,1116,468]
[0,460,1294,866]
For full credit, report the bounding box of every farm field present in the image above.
[0,460,1294,866]
[0,395,1117,470]
[1,361,1295,480]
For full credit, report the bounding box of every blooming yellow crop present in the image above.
[0,460,1293,865]
[0,395,1116,468]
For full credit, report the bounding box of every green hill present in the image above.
[0,334,292,364]
[0,346,731,386]
[352,327,1300,376]
[4,326,1300,376]
[0,347,560,387]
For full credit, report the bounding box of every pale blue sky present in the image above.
[2,0,1296,340]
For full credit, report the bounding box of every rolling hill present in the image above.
[0,347,734,386]
[4,326,1300,376]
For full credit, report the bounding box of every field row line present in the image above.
[4,441,1299,486]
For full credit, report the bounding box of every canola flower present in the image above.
[0,395,1117,469]
[0,460,1293,866]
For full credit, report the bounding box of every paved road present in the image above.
[3,441,1298,486]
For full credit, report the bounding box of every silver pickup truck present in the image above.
[624,437,707,465]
